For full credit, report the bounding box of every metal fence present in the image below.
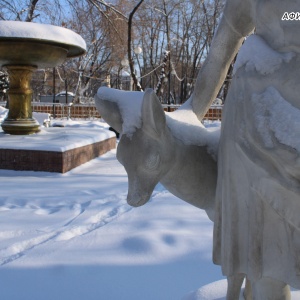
[32,102,100,119]
[203,105,223,121]
[0,101,222,121]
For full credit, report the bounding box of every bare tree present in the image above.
[0,0,227,103]
[127,0,144,91]
[87,0,146,91]
[130,0,224,102]
[0,0,65,23]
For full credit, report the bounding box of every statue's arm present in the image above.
[192,0,255,120]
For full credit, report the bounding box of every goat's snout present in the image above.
[126,176,157,207]
[126,187,152,207]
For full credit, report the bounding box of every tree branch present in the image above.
[128,0,144,91]
[25,0,39,22]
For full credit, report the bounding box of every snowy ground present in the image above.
[0,119,299,300]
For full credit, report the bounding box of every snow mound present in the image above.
[183,279,247,300]
[183,280,300,300]
[32,112,50,126]
[0,106,7,121]
[183,280,230,300]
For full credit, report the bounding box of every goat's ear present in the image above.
[95,87,123,133]
[142,89,166,139]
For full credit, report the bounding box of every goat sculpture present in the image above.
[95,87,249,299]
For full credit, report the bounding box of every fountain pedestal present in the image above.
[2,65,40,134]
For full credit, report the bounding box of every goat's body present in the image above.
[159,134,217,220]
[95,87,247,299]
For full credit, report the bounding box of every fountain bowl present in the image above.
[0,21,86,135]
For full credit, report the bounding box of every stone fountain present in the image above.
[0,21,116,173]
[0,21,86,135]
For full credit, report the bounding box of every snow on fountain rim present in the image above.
[0,20,86,57]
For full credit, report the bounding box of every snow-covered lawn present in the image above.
[0,120,299,300]
[0,147,224,300]
[0,117,223,299]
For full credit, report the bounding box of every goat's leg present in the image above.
[226,273,245,300]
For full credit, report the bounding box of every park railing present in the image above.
[0,102,223,121]
[31,102,100,120]
[162,104,223,121]
[203,105,223,121]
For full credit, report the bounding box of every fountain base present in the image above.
[0,127,116,173]
[1,118,40,135]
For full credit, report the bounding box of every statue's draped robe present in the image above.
[213,0,300,289]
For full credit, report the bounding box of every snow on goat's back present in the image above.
[95,87,220,159]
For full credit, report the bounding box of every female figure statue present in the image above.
[192,0,300,299]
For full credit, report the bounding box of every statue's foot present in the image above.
[243,278,252,300]
[252,277,291,300]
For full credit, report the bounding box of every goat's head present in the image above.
[95,88,173,207]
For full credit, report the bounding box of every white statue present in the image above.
[95,86,249,299]
[96,88,218,219]
[95,0,300,299]
[191,0,300,299]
